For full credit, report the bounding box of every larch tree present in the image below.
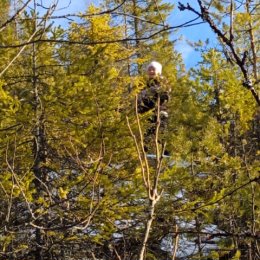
[178,0,260,105]
[190,48,259,260]
[0,0,259,260]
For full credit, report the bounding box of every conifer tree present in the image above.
[164,47,259,260]
[191,49,259,260]
[1,0,258,259]
[178,0,260,105]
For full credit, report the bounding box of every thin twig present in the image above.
[0,0,32,32]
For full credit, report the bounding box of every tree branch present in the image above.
[191,176,260,211]
[0,0,32,32]
[0,16,203,48]
[178,1,260,106]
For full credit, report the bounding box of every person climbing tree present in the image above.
[137,61,171,155]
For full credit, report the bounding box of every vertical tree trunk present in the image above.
[31,1,46,259]
[139,198,156,260]
[246,0,258,81]
[195,217,202,259]
[132,0,141,74]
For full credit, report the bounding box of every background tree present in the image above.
[178,0,260,105]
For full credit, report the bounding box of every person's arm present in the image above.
[159,76,171,104]
[160,91,169,103]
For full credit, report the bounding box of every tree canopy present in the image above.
[0,1,259,260]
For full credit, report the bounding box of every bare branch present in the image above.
[229,0,234,41]
[22,0,127,21]
[0,17,203,49]
[246,0,258,80]
[0,0,33,32]
[0,3,57,78]
[0,27,39,78]
[172,224,179,260]
[126,114,149,188]
[191,176,260,212]
[178,1,260,106]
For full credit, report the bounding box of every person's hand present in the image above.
[160,111,168,118]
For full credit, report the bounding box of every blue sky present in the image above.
[37,0,216,69]
[170,1,217,69]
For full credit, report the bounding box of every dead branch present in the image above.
[0,3,57,78]
[178,1,260,106]
[0,17,203,49]
[0,0,32,32]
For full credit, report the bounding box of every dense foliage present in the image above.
[0,1,259,260]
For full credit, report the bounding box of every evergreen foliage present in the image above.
[0,1,259,260]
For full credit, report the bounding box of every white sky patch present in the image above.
[175,39,194,61]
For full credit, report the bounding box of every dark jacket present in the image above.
[137,77,170,116]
